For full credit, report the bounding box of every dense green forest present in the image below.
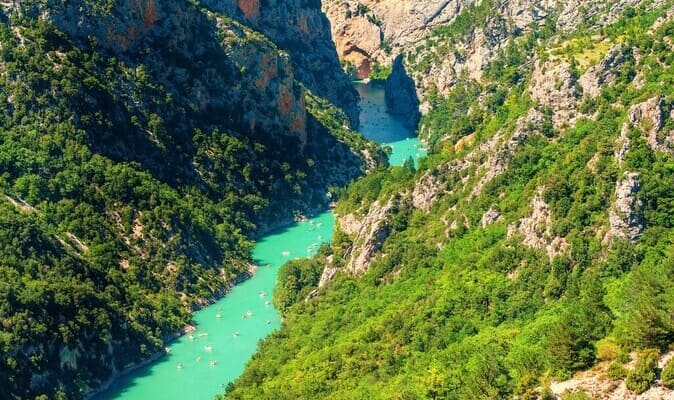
[0,1,383,398]
[226,2,674,399]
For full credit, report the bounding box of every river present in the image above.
[95,82,424,400]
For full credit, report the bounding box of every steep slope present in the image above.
[227,1,674,399]
[0,1,381,399]
[203,0,361,127]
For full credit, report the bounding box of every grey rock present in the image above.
[608,173,644,242]
[481,208,501,227]
[579,45,632,98]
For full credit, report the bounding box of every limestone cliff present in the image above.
[0,1,373,398]
[203,0,361,127]
[323,0,474,77]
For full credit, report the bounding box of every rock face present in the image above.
[203,0,361,127]
[4,0,310,151]
[385,55,420,129]
[219,18,308,149]
[323,0,474,75]
[341,199,394,275]
[325,1,383,78]
[628,96,674,153]
[529,59,579,130]
[510,190,569,259]
[318,198,397,286]
[607,173,644,243]
[556,0,667,33]
[579,45,632,98]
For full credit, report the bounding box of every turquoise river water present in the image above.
[96,83,424,399]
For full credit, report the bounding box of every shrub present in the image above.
[561,390,591,400]
[596,337,620,361]
[625,348,659,394]
[606,361,627,380]
[661,357,674,388]
[540,387,555,400]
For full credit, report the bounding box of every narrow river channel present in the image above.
[95,82,424,400]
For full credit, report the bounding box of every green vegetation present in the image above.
[607,361,628,380]
[661,356,674,388]
[0,2,376,398]
[226,3,674,399]
[369,61,392,84]
[625,349,659,393]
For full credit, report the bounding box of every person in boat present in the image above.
[177,364,183,369]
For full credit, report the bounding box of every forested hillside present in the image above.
[0,1,383,398]
[227,1,674,398]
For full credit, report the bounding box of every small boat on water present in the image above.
[259,291,266,297]
[266,320,271,325]
[210,360,217,366]
[188,334,194,340]
[164,347,171,354]
[265,300,270,305]
[246,310,253,316]
[204,345,212,352]
[196,356,201,362]
[177,364,183,369]
[233,331,239,337]
[281,250,290,257]
[198,333,208,337]
[216,313,221,319]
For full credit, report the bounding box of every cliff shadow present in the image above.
[385,54,421,130]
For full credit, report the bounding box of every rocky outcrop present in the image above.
[218,19,308,148]
[385,55,421,129]
[342,199,394,275]
[470,108,546,198]
[579,44,632,98]
[628,96,674,153]
[202,0,361,127]
[481,208,501,227]
[529,59,579,130]
[606,172,644,243]
[556,0,667,33]
[318,198,398,286]
[323,0,473,75]
[325,2,383,78]
[615,96,673,165]
[509,190,569,259]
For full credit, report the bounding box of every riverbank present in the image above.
[92,212,336,400]
[93,81,426,400]
[84,325,196,400]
